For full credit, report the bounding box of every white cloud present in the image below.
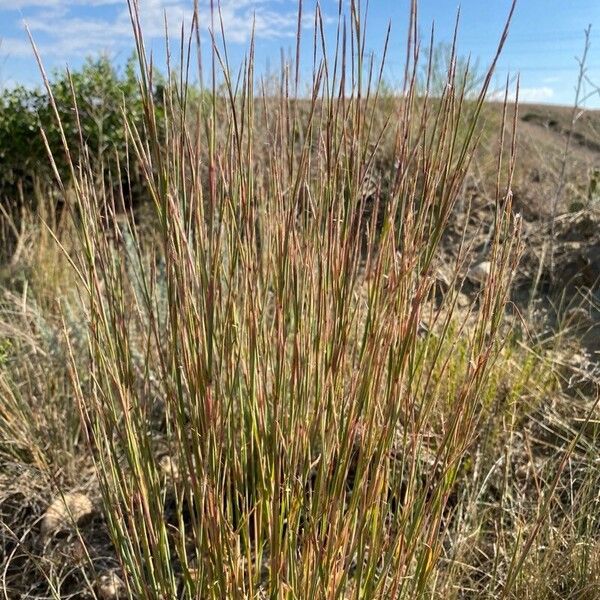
[0,0,121,7]
[517,86,555,102]
[490,85,555,103]
[1,0,303,61]
[0,36,34,58]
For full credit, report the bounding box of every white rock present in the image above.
[456,291,470,308]
[41,492,93,537]
[159,455,181,482]
[467,261,491,284]
[97,570,125,600]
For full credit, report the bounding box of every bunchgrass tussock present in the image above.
[39,0,525,597]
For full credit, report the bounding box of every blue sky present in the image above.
[0,0,599,107]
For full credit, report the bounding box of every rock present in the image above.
[41,492,94,537]
[97,570,125,600]
[467,261,491,284]
[158,455,181,482]
[456,291,470,308]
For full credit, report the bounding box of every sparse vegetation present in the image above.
[1,1,600,599]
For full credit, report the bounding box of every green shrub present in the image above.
[0,55,146,208]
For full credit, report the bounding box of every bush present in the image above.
[0,55,146,209]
